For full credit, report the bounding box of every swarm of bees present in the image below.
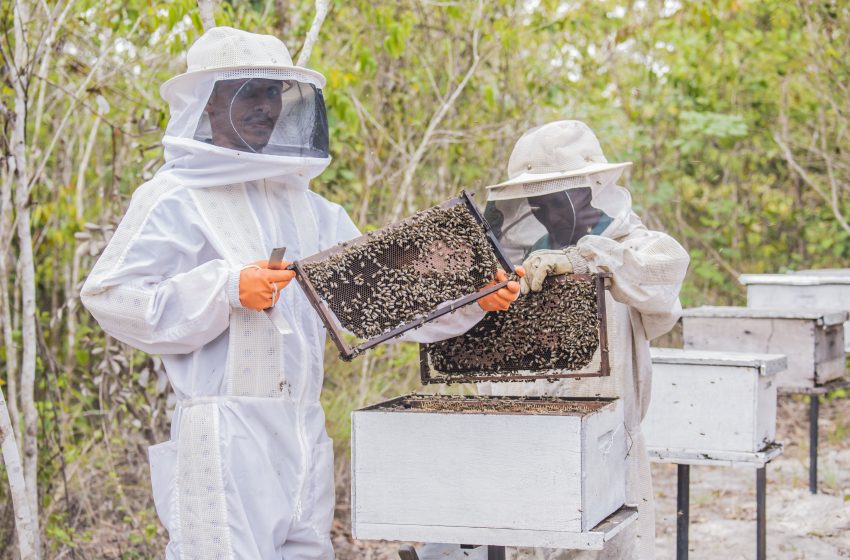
[301,202,499,340]
[424,275,600,377]
[380,394,609,415]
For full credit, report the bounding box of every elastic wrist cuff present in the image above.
[564,247,590,274]
[227,268,244,308]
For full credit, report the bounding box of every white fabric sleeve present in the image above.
[396,302,486,343]
[333,204,362,245]
[81,190,235,355]
[575,221,690,340]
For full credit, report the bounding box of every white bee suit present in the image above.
[82,27,483,560]
[476,121,690,560]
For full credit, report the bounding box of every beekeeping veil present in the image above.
[156,26,330,188]
[484,121,635,263]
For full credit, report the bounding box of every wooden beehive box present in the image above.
[643,348,786,454]
[740,272,850,352]
[682,306,847,390]
[351,395,625,547]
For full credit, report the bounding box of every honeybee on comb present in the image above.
[302,202,499,340]
[424,274,602,378]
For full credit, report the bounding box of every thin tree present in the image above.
[0,387,36,559]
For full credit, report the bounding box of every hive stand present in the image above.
[643,348,787,560]
[681,307,848,494]
[649,445,783,560]
[778,378,850,494]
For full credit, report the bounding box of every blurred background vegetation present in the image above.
[0,0,848,557]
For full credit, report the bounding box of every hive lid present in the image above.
[650,347,788,376]
[790,268,850,277]
[419,273,612,384]
[740,273,850,286]
[683,306,849,326]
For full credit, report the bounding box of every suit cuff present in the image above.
[227,267,244,308]
[564,246,590,274]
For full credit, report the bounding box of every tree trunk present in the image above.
[10,2,41,557]
[295,0,331,67]
[0,386,37,559]
[198,0,217,30]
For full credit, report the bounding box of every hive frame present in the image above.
[293,191,515,360]
[419,273,612,384]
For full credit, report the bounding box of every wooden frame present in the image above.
[292,191,514,360]
[418,273,612,384]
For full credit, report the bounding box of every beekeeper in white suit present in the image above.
[478,120,690,560]
[81,27,519,559]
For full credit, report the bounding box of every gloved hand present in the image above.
[478,267,525,312]
[239,260,296,311]
[520,249,587,294]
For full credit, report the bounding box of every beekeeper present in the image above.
[480,120,690,560]
[81,26,519,560]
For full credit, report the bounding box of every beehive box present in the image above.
[643,348,786,454]
[351,395,625,547]
[740,272,850,352]
[682,306,847,389]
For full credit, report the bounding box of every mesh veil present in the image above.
[157,68,331,188]
[485,168,632,264]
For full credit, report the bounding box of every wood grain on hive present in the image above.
[643,348,786,454]
[351,395,626,547]
[681,306,847,390]
[740,272,850,352]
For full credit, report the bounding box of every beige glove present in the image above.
[519,248,588,294]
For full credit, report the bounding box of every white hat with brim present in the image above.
[159,26,326,102]
[484,120,632,193]
[486,160,632,190]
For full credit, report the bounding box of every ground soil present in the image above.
[332,395,850,559]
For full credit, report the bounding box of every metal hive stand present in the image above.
[648,443,783,560]
[778,376,850,494]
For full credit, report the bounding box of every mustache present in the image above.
[243,116,275,126]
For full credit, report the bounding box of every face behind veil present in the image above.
[196,76,329,158]
[484,169,629,264]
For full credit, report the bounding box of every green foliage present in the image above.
[1,0,849,557]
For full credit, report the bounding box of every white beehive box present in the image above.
[643,348,786,454]
[740,272,850,352]
[682,306,847,390]
[351,395,625,547]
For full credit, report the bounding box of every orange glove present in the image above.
[239,260,296,311]
[478,267,525,312]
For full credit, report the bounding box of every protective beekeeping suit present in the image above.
[478,120,690,560]
[81,27,517,560]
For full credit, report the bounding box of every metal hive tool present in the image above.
[294,191,514,360]
[420,273,611,383]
